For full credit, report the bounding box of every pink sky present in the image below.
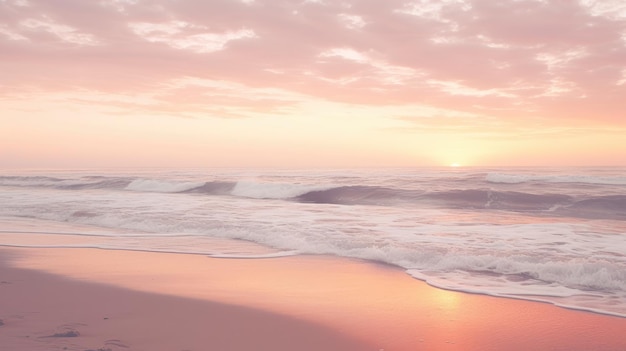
[1,0,625,168]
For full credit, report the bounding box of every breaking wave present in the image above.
[125,179,206,193]
[2,174,626,219]
[230,181,332,199]
[2,167,626,317]
[295,186,625,219]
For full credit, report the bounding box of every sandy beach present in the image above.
[4,0,626,348]
[2,246,626,351]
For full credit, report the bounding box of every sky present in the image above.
[1,0,625,168]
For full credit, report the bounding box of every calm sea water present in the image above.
[1,167,625,317]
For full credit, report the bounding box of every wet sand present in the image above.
[2,246,626,350]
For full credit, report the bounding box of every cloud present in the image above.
[337,13,367,30]
[128,21,257,53]
[20,16,101,45]
[0,0,625,124]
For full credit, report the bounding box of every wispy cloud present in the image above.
[1,0,626,167]
[128,21,257,53]
[1,0,623,122]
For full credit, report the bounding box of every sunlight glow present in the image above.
[2,0,626,168]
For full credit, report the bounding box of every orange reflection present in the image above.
[9,247,626,351]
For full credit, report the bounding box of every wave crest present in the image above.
[125,179,206,193]
[231,181,333,199]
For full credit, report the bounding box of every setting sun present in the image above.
[2,1,626,350]
[1,0,626,168]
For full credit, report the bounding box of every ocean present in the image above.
[1,167,625,317]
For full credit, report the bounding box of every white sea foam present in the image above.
[2,168,626,318]
[125,179,204,193]
[208,251,301,259]
[230,181,332,199]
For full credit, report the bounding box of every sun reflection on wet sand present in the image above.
[9,247,626,351]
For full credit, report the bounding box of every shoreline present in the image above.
[0,248,368,351]
[3,246,626,350]
[3,241,625,320]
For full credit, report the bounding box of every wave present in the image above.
[296,186,571,210]
[61,178,133,190]
[296,186,413,205]
[230,181,333,199]
[125,179,206,193]
[3,181,626,318]
[3,174,625,220]
[406,257,626,317]
[0,175,133,190]
[486,173,626,185]
[562,195,626,220]
[183,181,235,195]
[207,251,301,259]
[424,189,574,211]
[0,175,332,199]
[295,186,626,220]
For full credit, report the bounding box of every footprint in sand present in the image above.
[83,338,130,351]
[43,323,86,338]
[47,330,80,338]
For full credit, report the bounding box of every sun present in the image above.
[449,163,462,167]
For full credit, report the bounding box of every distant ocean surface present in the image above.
[1,167,625,317]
